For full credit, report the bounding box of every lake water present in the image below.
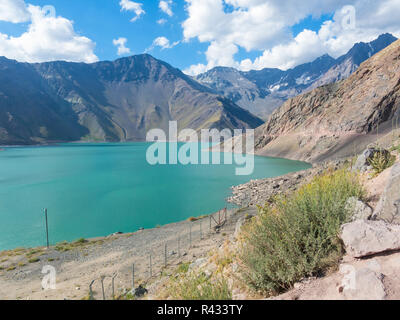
[0,143,311,250]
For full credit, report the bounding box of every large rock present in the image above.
[341,268,386,300]
[341,220,400,258]
[345,197,372,221]
[353,148,391,172]
[372,163,400,224]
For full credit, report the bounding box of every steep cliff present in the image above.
[255,39,400,162]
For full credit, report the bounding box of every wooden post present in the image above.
[149,254,152,278]
[200,221,203,240]
[132,264,135,290]
[209,214,212,231]
[44,208,49,249]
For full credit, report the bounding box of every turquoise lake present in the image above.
[0,143,311,250]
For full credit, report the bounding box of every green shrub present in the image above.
[74,238,87,244]
[175,262,190,275]
[166,272,232,300]
[368,151,395,176]
[389,143,400,153]
[239,169,365,296]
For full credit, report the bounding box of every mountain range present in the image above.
[0,55,263,145]
[196,33,398,119]
[253,38,400,162]
[0,33,397,146]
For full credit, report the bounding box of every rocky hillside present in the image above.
[254,38,400,162]
[0,55,263,145]
[197,34,397,119]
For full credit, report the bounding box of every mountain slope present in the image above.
[254,38,400,162]
[0,55,263,145]
[197,34,398,119]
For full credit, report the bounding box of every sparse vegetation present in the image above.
[28,258,40,263]
[54,238,96,252]
[239,168,365,296]
[74,238,87,244]
[187,214,209,222]
[390,138,400,153]
[175,262,191,275]
[165,271,232,300]
[368,150,396,176]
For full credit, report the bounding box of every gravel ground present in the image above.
[0,209,245,300]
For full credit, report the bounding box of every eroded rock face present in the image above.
[254,39,400,162]
[372,163,400,224]
[341,220,400,258]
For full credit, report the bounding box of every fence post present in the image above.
[209,214,212,231]
[178,235,181,258]
[200,220,203,240]
[44,208,49,249]
[164,243,168,267]
[112,274,117,300]
[89,279,95,300]
[149,254,152,278]
[100,276,106,300]
[132,264,135,290]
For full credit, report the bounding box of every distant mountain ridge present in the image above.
[0,54,263,145]
[253,38,400,162]
[196,33,398,119]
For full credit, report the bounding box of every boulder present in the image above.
[341,268,386,300]
[353,148,391,172]
[341,220,400,258]
[372,163,400,224]
[345,197,372,221]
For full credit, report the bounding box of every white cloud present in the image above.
[0,3,98,63]
[0,0,30,23]
[147,36,179,51]
[159,0,173,17]
[119,0,145,22]
[113,37,131,56]
[182,0,400,74]
[183,63,208,76]
[157,18,167,25]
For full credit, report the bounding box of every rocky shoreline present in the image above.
[227,160,344,208]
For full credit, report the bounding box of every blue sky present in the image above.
[0,0,399,75]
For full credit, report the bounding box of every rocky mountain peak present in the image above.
[254,38,400,162]
[196,34,398,120]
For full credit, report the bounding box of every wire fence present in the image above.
[87,207,235,300]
